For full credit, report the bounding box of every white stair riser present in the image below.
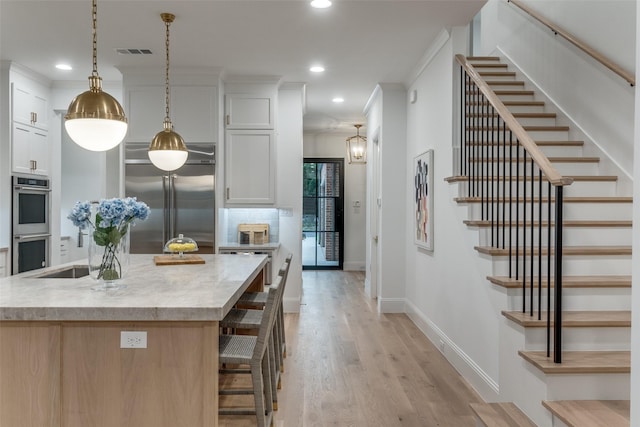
[467,130,569,141]
[491,256,631,276]
[458,180,617,197]
[507,288,631,311]
[523,327,630,351]
[496,93,536,102]
[475,227,631,246]
[466,116,557,127]
[479,83,527,91]
[504,104,546,113]
[476,74,517,82]
[464,202,632,221]
[546,374,630,400]
[462,144,584,157]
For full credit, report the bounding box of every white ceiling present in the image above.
[0,0,485,133]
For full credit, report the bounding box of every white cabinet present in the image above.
[12,122,49,175]
[126,85,217,143]
[12,81,48,131]
[225,93,274,129]
[0,249,7,278]
[225,130,275,204]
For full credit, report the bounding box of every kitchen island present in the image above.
[0,253,267,427]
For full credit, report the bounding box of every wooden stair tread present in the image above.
[493,90,535,95]
[467,140,583,146]
[542,400,630,427]
[469,80,525,86]
[468,157,600,163]
[464,219,631,227]
[467,125,570,131]
[469,64,508,69]
[469,112,556,118]
[468,101,545,106]
[475,245,631,256]
[445,175,618,182]
[487,275,631,289]
[518,350,630,373]
[478,71,517,77]
[469,402,536,427]
[502,310,631,327]
[455,196,632,203]
[467,56,501,61]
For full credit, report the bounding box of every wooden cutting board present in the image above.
[153,254,205,266]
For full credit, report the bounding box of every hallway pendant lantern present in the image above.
[65,0,128,151]
[346,124,366,164]
[148,13,188,171]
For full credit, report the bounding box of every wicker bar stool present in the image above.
[218,278,281,427]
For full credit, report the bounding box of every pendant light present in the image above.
[148,13,188,171]
[65,0,128,151]
[346,124,367,164]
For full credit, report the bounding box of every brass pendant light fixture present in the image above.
[65,0,128,151]
[148,13,188,171]
[346,124,367,164]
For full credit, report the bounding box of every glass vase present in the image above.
[88,223,130,291]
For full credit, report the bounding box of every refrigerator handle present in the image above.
[171,174,178,239]
[162,175,169,245]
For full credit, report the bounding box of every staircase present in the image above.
[449,56,632,426]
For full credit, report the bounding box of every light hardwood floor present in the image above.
[219,270,484,427]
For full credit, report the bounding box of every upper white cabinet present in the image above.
[9,67,50,176]
[224,129,275,204]
[125,85,217,143]
[225,93,274,129]
[12,81,48,131]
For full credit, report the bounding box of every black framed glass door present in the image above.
[302,158,344,269]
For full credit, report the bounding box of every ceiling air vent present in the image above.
[116,48,153,55]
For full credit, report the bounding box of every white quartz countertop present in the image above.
[218,242,280,252]
[0,254,267,322]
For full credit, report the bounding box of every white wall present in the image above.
[479,0,636,178]
[364,83,408,313]
[277,83,305,313]
[631,2,639,424]
[303,132,366,271]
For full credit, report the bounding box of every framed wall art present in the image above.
[414,149,433,250]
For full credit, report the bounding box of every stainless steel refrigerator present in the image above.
[124,143,215,254]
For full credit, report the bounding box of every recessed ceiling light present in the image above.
[332,97,344,103]
[311,0,332,9]
[310,65,325,73]
[55,64,72,71]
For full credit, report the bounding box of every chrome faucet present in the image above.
[77,228,88,248]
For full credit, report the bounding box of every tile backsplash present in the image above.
[220,208,279,243]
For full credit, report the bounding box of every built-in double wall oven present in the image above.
[12,175,50,274]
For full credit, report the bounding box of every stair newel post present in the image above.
[547,181,552,357]
[554,185,564,363]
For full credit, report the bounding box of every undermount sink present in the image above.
[31,266,90,279]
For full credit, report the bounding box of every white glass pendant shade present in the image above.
[148,122,188,171]
[65,78,128,152]
[64,0,128,152]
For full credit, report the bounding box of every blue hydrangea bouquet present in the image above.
[68,197,149,285]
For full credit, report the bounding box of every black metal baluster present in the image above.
[530,158,534,317]
[481,94,485,221]
[538,169,542,321]
[502,118,506,249]
[554,186,564,363]
[547,181,552,357]
[460,68,464,176]
[490,106,495,247]
[515,138,520,281]
[522,148,527,313]
[509,131,513,278]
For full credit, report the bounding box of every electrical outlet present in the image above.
[120,331,147,348]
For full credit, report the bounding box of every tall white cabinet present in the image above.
[10,68,50,176]
[224,82,277,206]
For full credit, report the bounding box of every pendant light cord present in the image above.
[92,0,98,77]
[164,18,171,123]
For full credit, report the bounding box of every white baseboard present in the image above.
[378,297,405,313]
[343,261,365,271]
[405,300,500,401]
